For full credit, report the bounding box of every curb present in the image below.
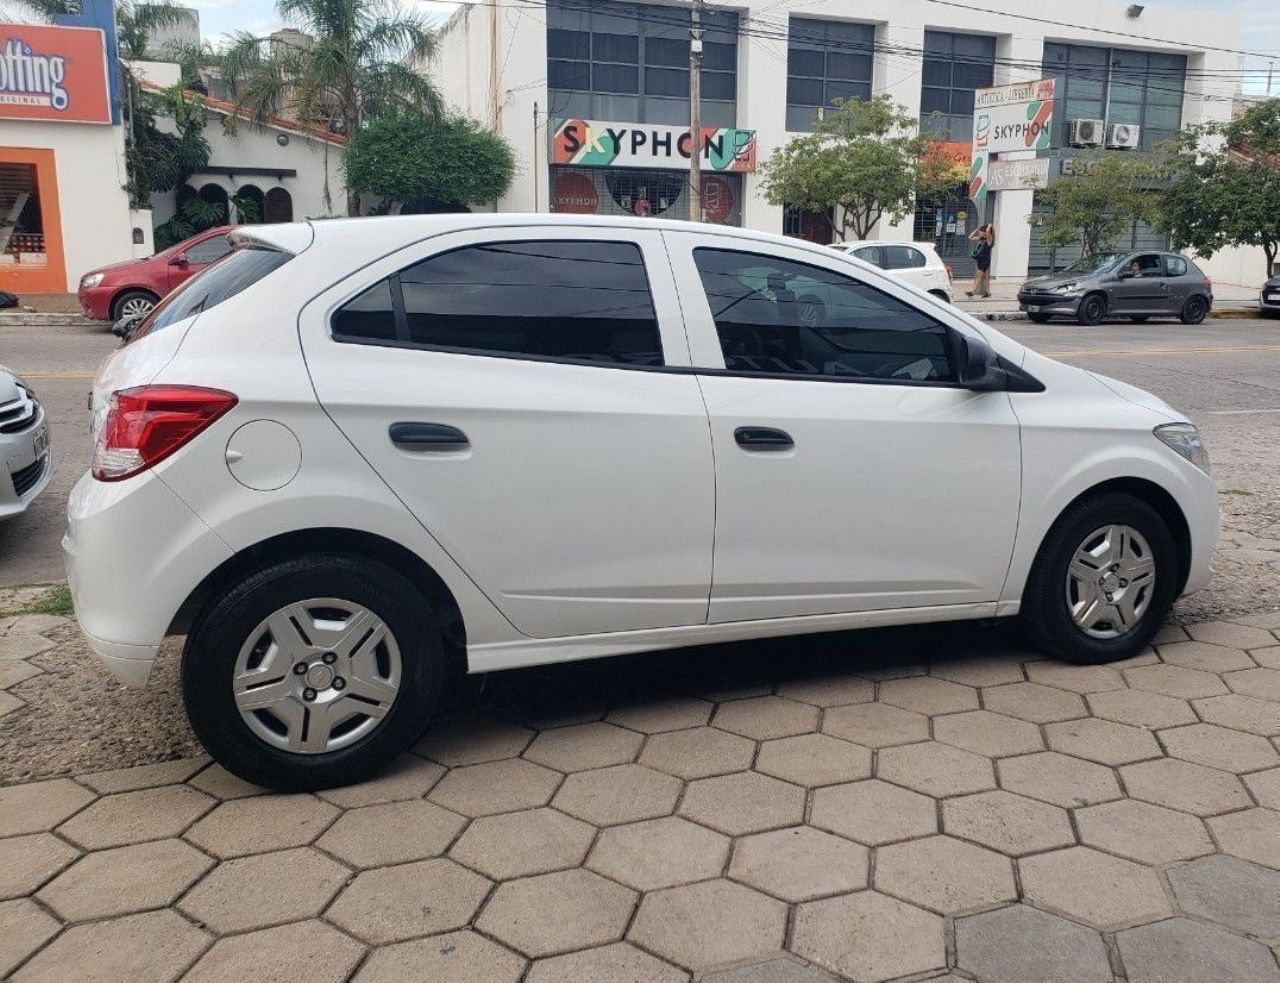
[0,312,94,327]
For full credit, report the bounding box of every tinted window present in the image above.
[187,234,233,265]
[334,240,664,367]
[885,245,927,270]
[852,246,884,267]
[1165,255,1188,277]
[1128,254,1163,277]
[692,248,954,382]
[132,246,291,340]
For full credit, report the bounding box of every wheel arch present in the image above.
[109,286,160,320]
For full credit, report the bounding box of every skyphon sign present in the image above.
[552,119,757,173]
[0,24,111,124]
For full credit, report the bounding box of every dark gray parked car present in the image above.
[1261,275,1280,317]
[1018,251,1213,326]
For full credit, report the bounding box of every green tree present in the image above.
[759,96,951,240]
[125,85,211,209]
[345,115,515,212]
[1162,98,1280,280]
[1028,150,1162,259]
[219,0,443,216]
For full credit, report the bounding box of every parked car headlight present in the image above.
[1053,282,1079,294]
[80,273,104,289]
[1154,423,1210,473]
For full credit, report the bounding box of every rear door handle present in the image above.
[735,426,794,449]
[389,422,469,447]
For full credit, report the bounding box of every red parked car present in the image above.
[78,226,236,322]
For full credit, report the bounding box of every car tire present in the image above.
[182,553,445,791]
[1021,492,1178,665]
[1129,315,1150,323]
[1028,313,1050,324]
[1077,293,1107,326]
[110,289,159,322]
[1179,295,1209,325]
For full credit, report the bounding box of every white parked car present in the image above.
[66,215,1218,790]
[1,364,51,520]
[831,240,954,304]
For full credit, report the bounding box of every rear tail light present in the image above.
[92,385,237,482]
[945,264,955,282]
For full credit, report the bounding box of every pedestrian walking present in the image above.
[966,223,994,298]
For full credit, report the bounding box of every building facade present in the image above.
[429,0,1245,283]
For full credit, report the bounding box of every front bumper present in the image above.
[1260,288,1280,312]
[1018,292,1082,315]
[0,408,51,520]
[78,285,113,321]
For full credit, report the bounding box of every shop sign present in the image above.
[553,171,598,213]
[0,24,111,124]
[925,140,973,182]
[552,118,757,173]
[972,78,1056,155]
[987,156,1051,191]
[700,174,735,223]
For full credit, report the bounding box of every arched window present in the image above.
[264,187,293,223]
[198,183,230,224]
[235,184,265,224]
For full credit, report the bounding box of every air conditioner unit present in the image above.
[1069,118,1105,147]
[1106,122,1141,149]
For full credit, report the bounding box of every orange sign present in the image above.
[0,24,111,124]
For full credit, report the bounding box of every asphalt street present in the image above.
[2,316,1279,620]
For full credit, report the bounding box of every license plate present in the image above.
[1026,306,1042,313]
[33,425,49,460]
[1267,294,1280,303]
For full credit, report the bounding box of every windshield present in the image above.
[1061,254,1123,275]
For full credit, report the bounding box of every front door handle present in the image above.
[735,426,794,449]
[389,422,469,447]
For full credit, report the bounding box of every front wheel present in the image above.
[110,289,158,322]
[1021,493,1178,664]
[1077,294,1107,326]
[182,554,444,791]
[1180,295,1209,325]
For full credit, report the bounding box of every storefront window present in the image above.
[0,162,46,268]
[920,31,996,142]
[786,18,874,133]
[551,165,742,226]
[783,204,834,244]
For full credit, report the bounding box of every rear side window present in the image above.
[187,234,234,265]
[1165,255,1188,277]
[333,240,664,366]
[852,246,884,268]
[885,245,927,270]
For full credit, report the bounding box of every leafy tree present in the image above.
[345,115,515,212]
[219,0,443,216]
[125,83,211,209]
[1162,98,1280,280]
[153,194,224,249]
[1028,150,1162,259]
[759,96,951,240]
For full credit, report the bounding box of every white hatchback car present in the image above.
[831,240,954,304]
[66,215,1217,790]
[1,364,51,520]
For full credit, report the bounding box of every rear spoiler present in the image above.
[229,222,314,256]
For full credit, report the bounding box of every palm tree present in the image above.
[6,0,191,57]
[219,0,443,216]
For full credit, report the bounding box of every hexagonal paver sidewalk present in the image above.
[3,613,1280,980]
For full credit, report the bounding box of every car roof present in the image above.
[837,240,940,252]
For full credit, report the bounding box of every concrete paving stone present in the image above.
[478,868,636,958]
[526,943,688,983]
[0,633,54,659]
[1253,645,1280,669]
[1117,916,1280,983]
[184,793,338,858]
[0,898,60,978]
[0,833,79,901]
[520,705,609,730]
[451,806,595,880]
[1157,640,1255,672]
[0,659,41,689]
[1120,758,1252,816]
[11,908,209,983]
[878,676,979,715]
[1160,722,1280,772]
[2,614,68,636]
[810,779,937,845]
[679,771,805,835]
[876,741,995,798]
[523,721,644,772]
[427,758,561,817]
[1124,663,1230,700]
[1207,808,1280,870]
[997,751,1122,808]
[791,890,946,981]
[694,681,775,702]
[0,689,24,718]
[1225,668,1280,702]
[981,682,1088,724]
[1186,621,1278,651]
[1154,624,1191,644]
[328,857,491,945]
[856,661,927,681]
[186,764,266,799]
[1168,854,1280,941]
[821,702,929,747]
[1019,846,1174,930]
[754,733,871,787]
[552,763,681,826]
[1025,661,1125,694]
[876,835,1016,914]
[76,758,208,795]
[1244,767,1280,809]
[1076,799,1214,865]
[59,784,215,850]
[38,838,213,922]
[928,656,1025,688]
[185,920,364,983]
[0,777,94,836]
[638,727,755,780]
[955,903,1112,983]
[629,879,786,972]
[1194,694,1280,737]
[701,955,839,983]
[1044,716,1162,766]
[729,826,868,902]
[1230,612,1280,630]
[942,789,1075,857]
[1087,688,1198,730]
[354,930,524,983]
[316,798,467,868]
[586,815,729,891]
[933,709,1044,757]
[413,717,535,766]
[775,671,875,707]
[605,697,713,733]
[710,696,820,741]
[315,754,445,808]
[178,846,348,934]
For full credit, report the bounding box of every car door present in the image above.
[299,226,715,639]
[1162,254,1193,312]
[664,231,1022,623]
[1110,253,1166,314]
[168,232,234,289]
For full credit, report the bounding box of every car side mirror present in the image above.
[169,255,189,267]
[111,314,141,340]
[956,333,1008,392]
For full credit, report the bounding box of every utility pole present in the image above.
[688,0,703,222]
[1269,60,1275,98]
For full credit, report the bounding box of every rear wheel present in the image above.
[1180,295,1209,325]
[110,289,158,322]
[1028,313,1051,324]
[182,553,444,791]
[1129,315,1150,323]
[1077,293,1107,326]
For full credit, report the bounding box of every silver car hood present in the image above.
[0,364,21,403]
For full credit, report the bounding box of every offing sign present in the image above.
[0,24,111,124]
[552,118,757,173]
